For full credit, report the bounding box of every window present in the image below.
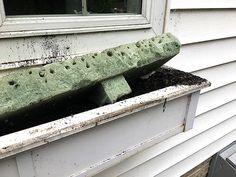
[4,0,142,15]
[0,0,154,38]
[0,0,167,70]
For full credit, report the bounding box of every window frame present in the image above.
[0,0,154,38]
[0,0,167,71]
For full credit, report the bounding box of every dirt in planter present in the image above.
[0,67,207,136]
[125,67,207,97]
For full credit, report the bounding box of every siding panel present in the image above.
[120,117,236,177]
[192,61,236,93]
[156,127,236,177]
[170,0,236,9]
[166,38,236,72]
[168,9,236,44]
[196,82,236,116]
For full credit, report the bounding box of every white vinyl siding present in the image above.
[166,38,236,72]
[170,0,236,9]
[192,61,236,93]
[94,1,236,176]
[196,82,236,116]
[167,9,236,44]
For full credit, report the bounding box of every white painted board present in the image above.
[168,9,236,44]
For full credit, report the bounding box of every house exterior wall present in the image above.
[0,0,235,176]
[94,1,236,176]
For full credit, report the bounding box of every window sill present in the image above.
[0,15,151,38]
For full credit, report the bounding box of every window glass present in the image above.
[3,0,142,16]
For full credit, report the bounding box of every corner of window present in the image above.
[0,0,167,38]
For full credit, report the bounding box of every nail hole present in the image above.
[107,51,113,57]
[86,62,90,68]
[92,56,95,59]
[94,53,98,56]
[81,58,85,62]
[65,66,70,70]
[8,80,15,85]
[29,71,32,74]
[149,44,152,47]
[72,61,76,65]
[39,71,45,77]
[121,52,125,56]
[14,84,19,88]
[135,43,141,48]
[127,46,130,49]
[49,68,55,74]
[158,39,162,43]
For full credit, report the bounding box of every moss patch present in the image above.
[0,33,180,118]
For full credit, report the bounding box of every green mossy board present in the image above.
[0,33,181,118]
[93,75,132,106]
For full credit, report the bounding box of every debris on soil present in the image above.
[0,67,207,136]
[126,67,207,97]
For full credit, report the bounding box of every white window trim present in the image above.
[0,0,157,38]
[0,0,5,26]
[0,0,167,71]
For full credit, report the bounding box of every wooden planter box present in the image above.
[0,67,210,177]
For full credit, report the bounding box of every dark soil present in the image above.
[126,67,207,97]
[0,67,207,136]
